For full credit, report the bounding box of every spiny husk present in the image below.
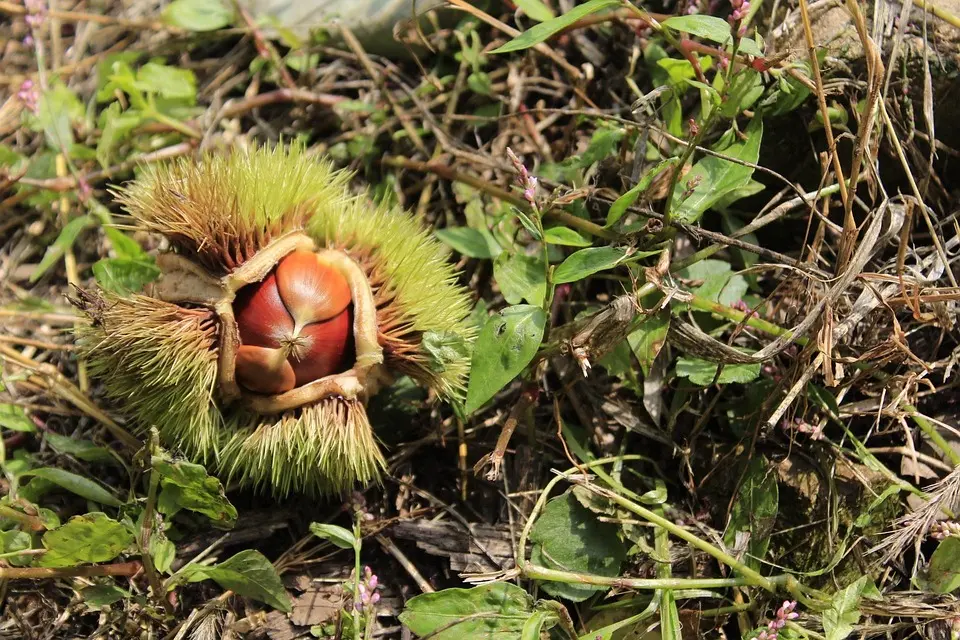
[85,144,474,496]
[78,292,384,495]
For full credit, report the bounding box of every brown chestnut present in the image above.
[233,251,353,394]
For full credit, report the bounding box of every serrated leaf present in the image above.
[92,257,160,294]
[675,357,760,386]
[309,523,357,550]
[30,215,96,283]
[494,253,547,306]
[179,549,291,612]
[153,456,237,526]
[20,468,122,506]
[926,537,960,594]
[529,491,626,602]
[399,583,535,639]
[627,310,670,376]
[723,456,778,571]
[465,305,546,414]
[435,227,501,259]
[0,404,35,432]
[39,513,133,568]
[81,583,131,607]
[513,0,556,22]
[671,117,763,224]
[822,576,880,640]
[553,247,627,284]
[162,0,234,32]
[491,0,621,53]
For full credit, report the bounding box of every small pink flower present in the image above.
[17,79,39,114]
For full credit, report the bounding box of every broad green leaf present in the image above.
[151,534,176,574]
[491,0,621,53]
[671,117,763,224]
[136,63,197,102]
[822,576,881,640]
[92,257,160,294]
[627,310,670,376]
[0,530,32,567]
[39,513,133,568]
[179,549,292,612]
[606,158,678,227]
[675,357,760,386]
[102,227,148,259]
[45,433,115,464]
[543,226,591,247]
[153,456,237,526]
[421,331,472,376]
[96,102,142,169]
[465,305,546,414]
[513,0,556,22]
[723,456,778,571]
[0,404,35,432]
[24,81,86,150]
[162,0,234,31]
[399,583,535,639]
[715,179,765,212]
[521,609,557,640]
[926,536,960,594]
[553,247,627,284]
[662,15,764,56]
[529,492,627,602]
[81,583,131,607]
[718,69,764,118]
[435,227,501,259]
[494,253,547,306]
[309,523,357,550]
[30,215,96,283]
[21,468,122,507]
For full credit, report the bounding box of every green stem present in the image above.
[146,109,202,139]
[906,405,960,467]
[352,515,362,640]
[524,565,765,590]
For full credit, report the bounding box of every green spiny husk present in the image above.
[84,144,474,496]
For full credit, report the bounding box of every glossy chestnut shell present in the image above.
[233,250,353,394]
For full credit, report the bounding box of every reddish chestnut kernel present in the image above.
[235,345,297,394]
[289,307,352,387]
[276,250,351,328]
[234,273,294,349]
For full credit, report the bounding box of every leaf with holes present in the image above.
[39,513,134,568]
[153,455,237,526]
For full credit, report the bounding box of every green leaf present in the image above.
[660,591,682,640]
[30,215,96,283]
[96,102,142,169]
[435,227,501,259]
[24,81,86,150]
[714,179,765,212]
[822,576,881,640]
[606,158,678,227]
[421,331,472,376]
[102,226,148,259]
[662,15,763,56]
[513,0,556,22]
[45,433,115,464]
[671,117,763,224]
[807,383,840,419]
[309,523,357,550]
[543,226,591,247]
[0,404,35,432]
[153,456,237,526]
[92,257,160,294]
[494,253,547,306]
[151,534,176,574]
[81,583,131,607]
[399,583,536,639]
[723,456,778,571]
[465,305,546,414]
[627,310,670,376]
[553,247,627,284]
[675,357,760,386]
[20,468,122,507]
[39,513,134,568]
[529,491,627,602]
[926,536,960,594]
[491,0,621,53]
[162,0,234,31]
[136,63,197,102]
[179,549,292,612]
[521,609,556,640]
[0,530,33,567]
